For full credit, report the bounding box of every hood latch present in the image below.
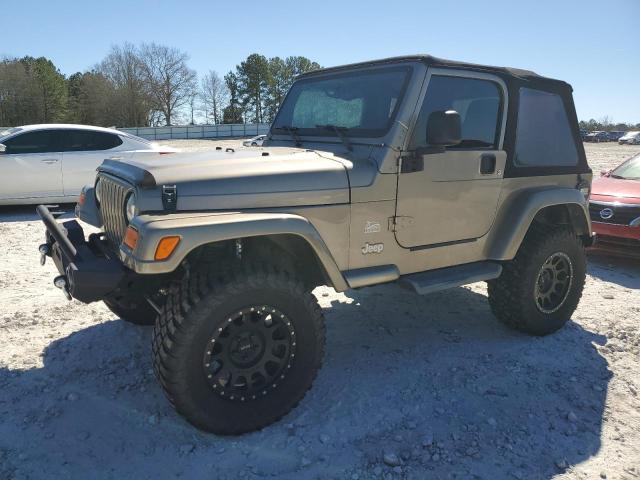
[162,185,178,211]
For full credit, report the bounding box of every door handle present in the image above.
[41,158,59,164]
[480,153,496,174]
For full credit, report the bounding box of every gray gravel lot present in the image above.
[1,141,639,480]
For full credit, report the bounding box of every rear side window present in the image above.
[514,88,579,167]
[410,75,503,149]
[3,130,59,154]
[64,130,123,152]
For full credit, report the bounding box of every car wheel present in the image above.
[152,263,325,434]
[487,225,586,336]
[251,142,257,146]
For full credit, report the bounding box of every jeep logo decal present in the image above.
[362,242,384,254]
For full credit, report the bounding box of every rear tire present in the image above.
[104,295,157,326]
[487,225,586,336]
[152,263,325,434]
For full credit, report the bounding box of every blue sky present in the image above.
[3,0,639,123]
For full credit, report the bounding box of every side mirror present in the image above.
[600,169,611,177]
[0,143,6,154]
[426,110,461,147]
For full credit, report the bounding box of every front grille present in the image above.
[589,201,640,225]
[96,174,132,247]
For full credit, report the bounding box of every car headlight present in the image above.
[125,193,137,222]
[94,179,101,205]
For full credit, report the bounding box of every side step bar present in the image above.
[399,261,502,295]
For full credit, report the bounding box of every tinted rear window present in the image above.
[514,88,579,167]
[64,130,123,151]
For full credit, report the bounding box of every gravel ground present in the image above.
[1,142,639,480]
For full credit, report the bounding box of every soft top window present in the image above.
[273,66,412,138]
[410,75,502,149]
[514,88,579,167]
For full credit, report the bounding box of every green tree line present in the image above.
[579,118,640,132]
[0,44,320,127]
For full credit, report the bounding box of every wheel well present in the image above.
[531,204,590,238]
[183,235,330,289]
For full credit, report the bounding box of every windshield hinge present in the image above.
[162,185,178,211]
[388,216,414,232]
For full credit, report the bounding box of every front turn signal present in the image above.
[155,236,180,260]
[123,226,139,250]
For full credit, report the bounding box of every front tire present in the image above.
[487,225,586,336]
[152,264,325,434]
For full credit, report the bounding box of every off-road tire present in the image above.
[487,225,586,336]
[104,295,157,326]
[152,263,325,434]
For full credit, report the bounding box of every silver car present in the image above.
[0,124,177,205]
[242,134,266,147]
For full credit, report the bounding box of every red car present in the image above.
[589,153,640,258]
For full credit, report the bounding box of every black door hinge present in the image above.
[399,154,424,173]
[162,185,178,211]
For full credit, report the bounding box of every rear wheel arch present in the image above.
[486,188,591,260]
[530,203,590,238]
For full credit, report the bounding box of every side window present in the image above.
[410,75,502,149]
[64,130,123,152]
[514,88,579,167]
[3,130,59,154]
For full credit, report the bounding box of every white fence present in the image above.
[119,123,270,141]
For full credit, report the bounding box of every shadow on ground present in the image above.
[587,252,640,289]
[0,284,610,479]
[0,204,75,223]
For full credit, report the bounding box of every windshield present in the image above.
[272,66,412,138]
[623,131,640,138]
[0,127,22,140]
[612,155,640,180]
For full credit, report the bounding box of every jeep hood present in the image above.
[98,147,353,210]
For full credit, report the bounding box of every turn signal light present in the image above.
[155,236,180,260]
[123,226,139,250]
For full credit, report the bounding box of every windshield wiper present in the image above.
[316,124,353,152]
[275,125,302,147]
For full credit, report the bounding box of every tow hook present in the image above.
[53,275,72,301]
[39,243,50,266]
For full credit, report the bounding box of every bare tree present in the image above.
[200,70,228,125]
[98,43,151,126]
[139,43,197,126]
[187,86,198,125]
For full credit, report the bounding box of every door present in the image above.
[0,130,63,200]
[61,130,125,196]
[395,71,507,248]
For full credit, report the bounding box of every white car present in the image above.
[0,124,177,205]
[618,131,640,145]
[242,134,266,147]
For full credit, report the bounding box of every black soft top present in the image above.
[299,55,588,178]
[299,54,572,91]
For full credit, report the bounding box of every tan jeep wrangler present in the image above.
[37,55,592,434]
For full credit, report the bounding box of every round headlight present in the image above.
[94,179,101,205]
[125,193,137,222]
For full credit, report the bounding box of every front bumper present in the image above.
[36,205,128,303]
[589,221,640,259]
